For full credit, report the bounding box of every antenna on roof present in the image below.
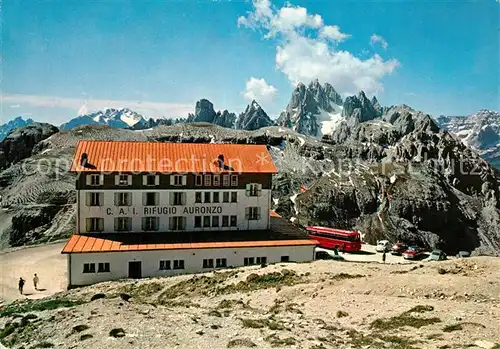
[80,153,88,167]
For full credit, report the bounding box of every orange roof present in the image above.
[61,235,317,254]
[269,210,281,218]
[70,140,278,173]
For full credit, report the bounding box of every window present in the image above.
[230,215,237,227]
[171,174,186,186]
[144,192,158,206]
[172,192,186,206]
[144,174,158,186]
[117,174,130,186]
[115,217,132,231]
[204,192,211,203]
[86,218,104,232]
[159,260,171,270]
[205,175,211,186]
[222,216,229,227]
[231,192,237,203]
[83,263,96,273]
[231,175,238,186]
[223,174,230,186]
[195,192,202,203]
[87,192,103,206]
[203,259,214,269]
[246,207,261,220]
[173,260,184,270]
[256,257,267,265]
[194,216,202,228]
[280,256,290,262]
[195,175,203,186]
[203,216,211,227]
[213,192,220,203]
[246,184,262,197]
[169,216,186,230]
[223,192,229,203]
[212,216,219,227]
[213,175,220,186]
[244,257,255,266]
[115,192,131,206]
[216,258,227,268]
[98,262,110,273]
[88,174,102,186]
[142,217,159,231]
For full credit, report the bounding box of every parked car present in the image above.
[456,251,470,258]
[315,250,344,261]
[402,246,425,260]
[375,240,391,252]
[428,249,447,261]
[391,242,408,255]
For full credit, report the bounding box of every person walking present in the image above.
[18,277,25,295]
[382,251,387,263]
[33,274,39,291]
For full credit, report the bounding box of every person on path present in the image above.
[18,277,25,295]
[33,274,39,291]
[382,251,387,263]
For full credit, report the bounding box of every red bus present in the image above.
[306,226,362,252]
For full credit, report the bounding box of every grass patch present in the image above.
[217,299,251,309]
[30,342,54,348]
[116,281,165,300]
[371,311,441,331]
[443,324,463,332]
[264,334,296,347]
[158,271,237,300]
[0,298,85,317]
[157,299,200,308]
[219,270,304,294]
[227,338,257,348]
[240,317,284,330]
[109,328,126,338]
[336,310,349,318]
[347,329,420,349]
[405,305,434,314]
[80,333,93,341]
[426,333,443,340]
[330,273,364,280]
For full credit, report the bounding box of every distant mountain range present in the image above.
[0,116,34,141]
[437,110,500,168]
[1,86,498,168]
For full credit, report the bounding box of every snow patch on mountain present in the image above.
[61,108,146,130]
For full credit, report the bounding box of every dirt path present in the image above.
[0,242,67,304]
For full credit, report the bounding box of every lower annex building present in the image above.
[62,140,317,287]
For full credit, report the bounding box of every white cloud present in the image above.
[319,25,350,42]
[10,104,21,108]
[238,0,399,95]
[370,34,388,50]
[0,94,193,118]
[242,77,278,103]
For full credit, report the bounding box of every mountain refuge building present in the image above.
[62,140,316,287]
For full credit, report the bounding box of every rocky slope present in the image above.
[236,100,274,131]
[438,110,500,168]
[187,99,236,128]
[0,117,34,142]
[0,116,499,253]
[277,80,344,137]
[60,108,146,130]
[1,257,499,348]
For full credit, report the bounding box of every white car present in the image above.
[375,240,391,252]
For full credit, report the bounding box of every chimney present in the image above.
[218,154,224,168]
[80,153,88,167]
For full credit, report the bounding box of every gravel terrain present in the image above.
[0,247,498,349]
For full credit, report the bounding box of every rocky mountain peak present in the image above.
[187,99,236,128]
[341,91,377,126]
[277,81,344,137]
[0,116,35,142]
[236,100,274,131]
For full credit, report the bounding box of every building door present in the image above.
[128,261,142,279]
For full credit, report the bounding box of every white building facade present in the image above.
[63,141,316,287]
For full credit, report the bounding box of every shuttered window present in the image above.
[86,218,104,232]
[115,174,131,186]
[170,175,187,186]
[87,174,102,186]
[245,184,262,197]
[143,175,159,186]
[142,217,159,231]
[213,175,220,186]
[169,217,186,230]
[245,207,261,220]
[86,192,104,206]
[115,192,132,206]
[222,175,230,186]
[114,217,132,231]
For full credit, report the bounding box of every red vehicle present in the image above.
[306,226,362,252]
[402,246,425,260]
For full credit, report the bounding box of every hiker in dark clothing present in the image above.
[382,251,387,263]
[18,277,25,295]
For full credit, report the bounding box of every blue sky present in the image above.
[1,0,498,125]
